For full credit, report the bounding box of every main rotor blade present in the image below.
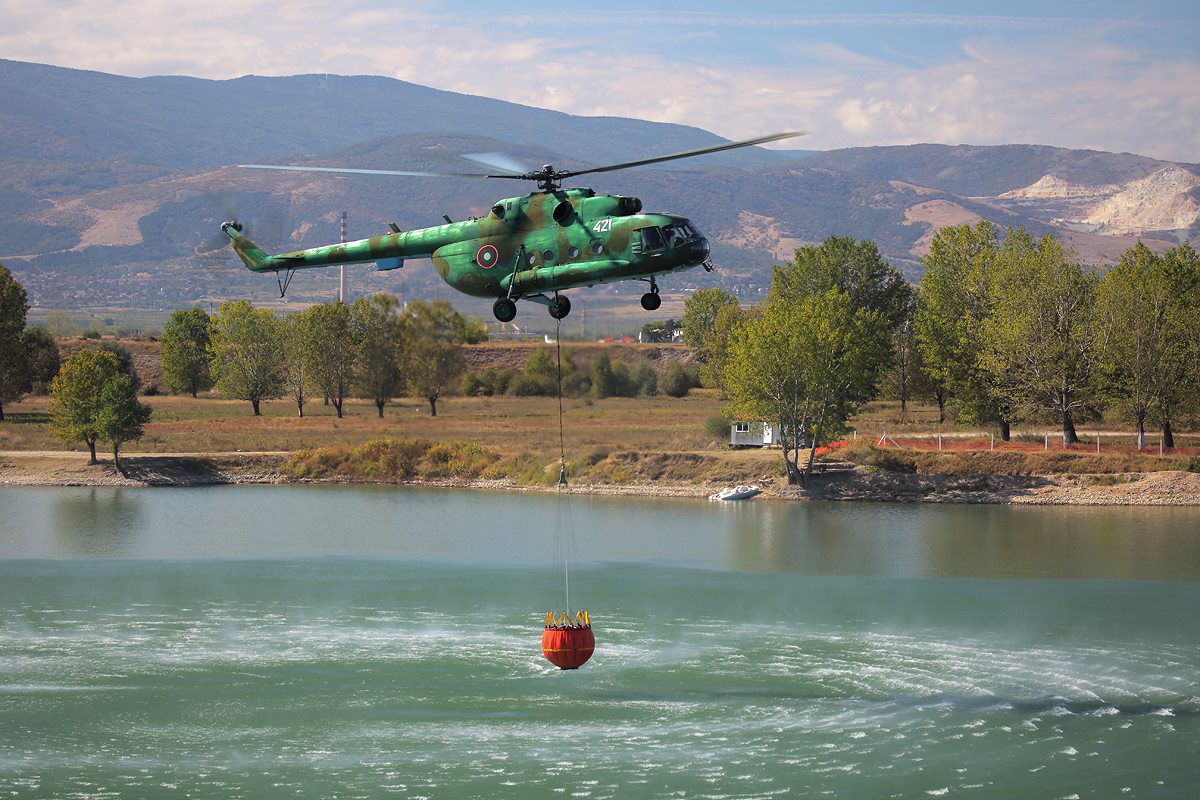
[461,152,532,176]
[557,130,808,180]
[238,164,494,179]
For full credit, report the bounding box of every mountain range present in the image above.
[2,59,1197,317]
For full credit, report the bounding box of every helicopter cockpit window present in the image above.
[638,226,665,252]
[663,224,690,248]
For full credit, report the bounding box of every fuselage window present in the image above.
[640,226,665,252]
[543,249,555,263]
[568,245,581,259]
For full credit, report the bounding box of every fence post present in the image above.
[853,430,857,444]
[1096,434,1100,454]
[938,434,943,451]
[990,432,994,451]
[1044,434,1048,451]
[1160,437,1164,456]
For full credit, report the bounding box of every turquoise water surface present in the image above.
[1,486,1197,798]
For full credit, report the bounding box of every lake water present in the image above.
[1,486,1198,798]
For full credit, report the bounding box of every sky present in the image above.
[3,0,1198,161]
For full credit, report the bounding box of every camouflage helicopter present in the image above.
[222,131,803,321]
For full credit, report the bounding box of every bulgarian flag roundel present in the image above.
[476,244,499,269]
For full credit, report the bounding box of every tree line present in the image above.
[682,227,1200,484]
[163,296,487,418]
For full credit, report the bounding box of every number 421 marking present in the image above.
[591,218,613,233]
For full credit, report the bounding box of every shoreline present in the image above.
[4,451,1200,506]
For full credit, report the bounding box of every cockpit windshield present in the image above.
[662,222,697,248]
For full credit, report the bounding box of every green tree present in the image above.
[682,288,740,390]
[661,361,692,398]
[915,221,1014,438]
[697,302,753,393]
[590,351,616,398]
[351,293,407,418]
[727,287,892,485]
[281,313,309,417]
[982,230,1098,445]
[298,301,356,418]
[1097,241,1200,447]
[208,300,286,416]
[0,264,30,420]
[403,300,467,416]
[682,289,737,350]
[161,307,213,397]
[22,327,61,395]
[772,236,912,329]
[49,349,120,464]
[640,318,681,343]
[97,341,141,391]
[95,374,152,470]
[1154,242,1200,446]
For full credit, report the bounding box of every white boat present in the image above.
[708,484,762,501]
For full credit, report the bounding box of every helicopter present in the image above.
[222,131,804,321]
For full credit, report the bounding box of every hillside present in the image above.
[2,60,1197,320]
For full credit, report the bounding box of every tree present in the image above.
[97,341,140,391]
[880,289,921,422]
[1154,242,1200,446]
[982,230,1097,445]
[640,318,681,343]
[590,351,616,398]
[22,327,61,395]
[727,287,892,485]
[681,289,739,390]
[350,294,407,418]
[281,313,309,417]
[915,221,1013,438]
[770,235,908,405]
[161,307,213,397]
[403,300,467,416]
[49,349,120,464]
[95,374,152,470]
[772,236,911,329]
[297,301,356,418]
[682,289,738,351]
[208,300,286,415]
[0,264,30,420]
[661,361,693,398]
[1097,241,1200,447]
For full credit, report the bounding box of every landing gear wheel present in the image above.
[493,298,517,322]
[640,292,662,311]
[548,295,572,319]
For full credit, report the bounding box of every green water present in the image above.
[1,487,1198,798]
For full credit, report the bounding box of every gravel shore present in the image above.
[4,451,1200,505]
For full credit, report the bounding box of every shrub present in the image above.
[1180,456,1200,474]
[661,362,692,397]
[704,414,732,442]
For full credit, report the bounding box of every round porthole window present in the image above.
[543,249,555,263]
[568,246,580,259]
[591,242,604,255]
[527,251,539,266]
